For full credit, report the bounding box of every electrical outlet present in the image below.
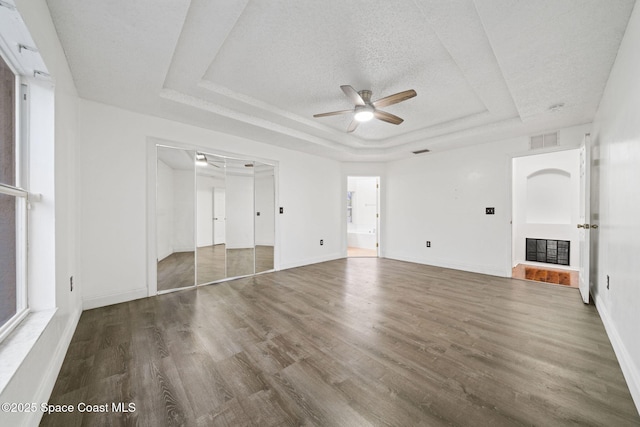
[279,207,284,214]
[320,239,324,246]
[486,207,495,215]
[70,276,74,292]
[607,275,610,290]
[426,241,431,247]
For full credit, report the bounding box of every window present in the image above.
[0,51,28,341]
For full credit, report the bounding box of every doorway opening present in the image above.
[511,149,580,288]
[347,176,379,258]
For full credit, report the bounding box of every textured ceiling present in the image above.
[45,0,636,161]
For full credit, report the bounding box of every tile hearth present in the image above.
[512,264,579,288]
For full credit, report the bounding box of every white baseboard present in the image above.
[385,252,508,277]
[83,287,148,310]
[279,253,343,271]
[594,292,640,415]
[25,306,82,426]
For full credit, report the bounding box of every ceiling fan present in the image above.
[314,85,417,133]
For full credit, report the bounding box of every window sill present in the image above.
[0,308,57,394]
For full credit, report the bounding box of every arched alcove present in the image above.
[525,168,572,224]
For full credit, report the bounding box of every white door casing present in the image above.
[578,134,591,304]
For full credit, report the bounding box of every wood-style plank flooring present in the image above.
[41,258,639,426]
[158,246,275,292]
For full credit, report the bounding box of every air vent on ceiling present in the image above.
[530,132,558,150]
[412,148,431,155]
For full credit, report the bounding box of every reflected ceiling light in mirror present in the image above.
[549,103,565,113]
[195,152,208,166]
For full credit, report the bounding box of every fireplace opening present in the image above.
[525,238,570,266]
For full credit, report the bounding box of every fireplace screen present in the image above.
[526,238,570,266]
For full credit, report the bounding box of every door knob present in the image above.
[591,224,599,229]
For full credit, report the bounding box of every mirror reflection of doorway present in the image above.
[347,176,379,258]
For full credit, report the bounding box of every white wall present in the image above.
[225,173,254,249]
[79,99,343,308]
[172,170,195,252]
[0,1,82,426]
[254,167,275,246]
[196,175,215,248]
[154,158,197,258]
[512,149,580,268]
[384,124,590,277]
[590,1,640,412]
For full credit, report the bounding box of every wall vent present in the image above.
[526,238,570,265]
[412,149,431,155]
[530,132,558,150]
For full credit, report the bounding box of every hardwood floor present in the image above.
[157,251,196,292]
[196,245,226,284]
[255,245,274,274]
[158,246,275,292]
[41,258,639,426]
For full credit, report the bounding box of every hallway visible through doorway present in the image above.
[347,176,379,258]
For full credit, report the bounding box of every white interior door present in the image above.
[213,188,226,244]
[196,188,214,247]
[578,134,591,304]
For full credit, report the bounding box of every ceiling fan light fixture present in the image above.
[314,85,416,132]
[354,106,374,122]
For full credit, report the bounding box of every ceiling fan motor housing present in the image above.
[313,85,416,132]
[358,90,373,104]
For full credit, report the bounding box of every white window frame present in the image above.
[0,50,29,343]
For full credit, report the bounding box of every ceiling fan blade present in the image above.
[313,109,353,118]
[341,85,366,106]
[372,89,417,108]
[374,110,404,125]
[346,118,359,133]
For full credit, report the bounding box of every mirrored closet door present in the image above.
[196,153,226,285]
[254,162,275,273]
[156,145,276,293]
[156,146,196,292]
[224,158,256,278]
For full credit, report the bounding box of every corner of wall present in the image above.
[594,293,640,414]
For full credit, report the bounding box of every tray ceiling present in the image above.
[46,0,636,160]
